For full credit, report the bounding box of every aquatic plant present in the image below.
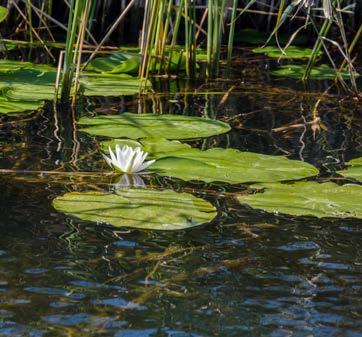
[53,188,217,230]
[102,145,155,174]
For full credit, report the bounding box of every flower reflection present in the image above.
[112,173,146,190]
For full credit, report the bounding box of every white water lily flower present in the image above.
[102,145,155,174]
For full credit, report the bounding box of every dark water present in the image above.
[0,61,362,336]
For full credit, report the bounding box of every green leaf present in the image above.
[271,64,357,80]
[151,148,319,184]
[100,138,319,184]
[0,60,150,114]
[338,157,362,182]
[0,6,8,23]
[252,46,322,59]
[0,96,44,115]
[101,138,191,158]
[238,181,362,219]
[235,29,307,45]
[78,113,231,140]
[79,73,148,96]
[86,52,140,74]
[86,49,206,75]
[53,189,217,230]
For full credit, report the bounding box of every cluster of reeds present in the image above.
[1,0,362,97]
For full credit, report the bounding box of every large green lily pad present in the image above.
[151,148,318,184]
[238,181,362,219]
[252,46,321,59]
[338,157,362,182]
[53,189,217,230]
[0,60,150,114]
[271,64,356,80]
[100,138,319,184]
[78,113,231,140]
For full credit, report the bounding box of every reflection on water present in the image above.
[0,67,361,336]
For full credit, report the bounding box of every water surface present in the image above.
[0,58,361,336]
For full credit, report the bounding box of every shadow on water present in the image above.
[0,57,361,336]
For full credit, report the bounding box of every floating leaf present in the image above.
[0,42,17,52]
[0,6,8,23]
[78,113,231,140]
[100,138,319,184]
[238,182,362,219]
[0,96,44,115]
[235,29,307,45]
[151,148,319,184]
[271,64,356,80]
[338,157,362,182]
[86,48,207,75]
[53,189,217,230]
[0,60,150,114]
[252,46,321,59]
[101,138,191,158]
[79,73,147,96]
[86,52,140,74]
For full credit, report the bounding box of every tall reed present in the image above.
[60,0,91,101]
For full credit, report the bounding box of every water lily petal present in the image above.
[134,159,155,173]
[102,153,113,168]
[109,146,118,167]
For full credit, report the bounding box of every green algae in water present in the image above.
[78,113,231,140]
[53,189,217,230]
[101,138,319,184]
[338,157,362,182]
[238,181,362,219]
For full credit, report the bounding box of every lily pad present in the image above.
[0,96,44,115]
[86,52,140,74]
[0,60,150,114]
[78,113,231,140]
[101,138,191,158]
[271,64,356,80]
[100,138,319,184]
[151,148,319,184]
[338,157,362,182]
[53,189,217,230]
[79,73,147,97]
[252,46,321,59]
[237,181,362,219]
